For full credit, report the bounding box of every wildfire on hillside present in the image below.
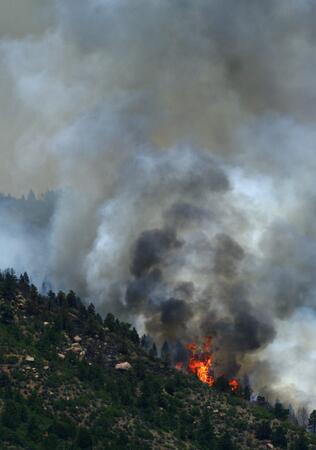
[175,336,239,392]
[228,378,239,392]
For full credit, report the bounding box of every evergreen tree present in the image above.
[130,327,140,345]
[274,400,289,420]
[149,343,157,358]
[27,415,41,442]
[293,432,309,450]
[217,432,235,450]
[255,421,272,440]
[87,303,95,316]
[272,426,287,449]
[57,290,66,306]
[1,400,23,429]
[27,190,36,202]
[0,303,14,324]
[242,375,252,401]
[289,404,298,425]
[308,410,316,435]
[75,427,93,449]
[214,375,230,393]
[104,313,116,331]
[161,341,171,365]
[18,272,30,294]
[140,334,152,352]
[2,269,17,300]
[195,411,215,448]
[47,290,56,301]
[29,284,38,300]
[140,334,147,348]
[297,407,309,429]
[66,290,77,308]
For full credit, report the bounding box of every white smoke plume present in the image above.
[1,0,316,407]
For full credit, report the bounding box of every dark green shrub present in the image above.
[75,427,93,449]
[255,420,272,440]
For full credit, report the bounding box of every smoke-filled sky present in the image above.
[1,0,316,407]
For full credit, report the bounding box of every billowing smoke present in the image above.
[1,0,316,407]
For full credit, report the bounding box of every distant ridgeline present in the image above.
[0,191,58,228]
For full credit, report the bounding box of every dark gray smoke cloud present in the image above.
[1,0,316,406]
[130,228,182,278]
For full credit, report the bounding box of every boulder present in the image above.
[25,355,35,362]
[115,362,132,371]
[71,346,82,353]
[69,343,82,353]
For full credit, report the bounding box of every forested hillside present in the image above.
[0,269,314,450]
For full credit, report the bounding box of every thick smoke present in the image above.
[1,0,316,406]
[0,192,57,286]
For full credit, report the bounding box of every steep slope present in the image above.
[0,270,314,450]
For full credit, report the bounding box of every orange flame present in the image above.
[229,378,239,392]
[176,337,239,392]
[175,362,183,370]
[185,337,214,386]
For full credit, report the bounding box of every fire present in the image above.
[175,361,183,370]
[228,378,239,392]
[175,337,239,392]
[185,337,214,387]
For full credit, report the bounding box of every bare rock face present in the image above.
[115,362,132,370]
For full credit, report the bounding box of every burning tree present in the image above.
[175,336,239,392]
[185,337,214,386]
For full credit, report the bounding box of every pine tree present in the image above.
[149,343,157,358]
[104,313,116,331]
[75,427,93,448]
[140,334,152,352]
[274,400,289,420]
[293,432,309,450]
[161,341,171,365]
[242,375,252,401]
[195,411,215,448]
[130,327,140,345]
[289,404,298,425]
[29,284,38,300]
[308,410,316,435]
[2,269,17,300]
[27,190,36,202]
[217,432,235,450]
[18,272,30,295]
[57,291,66,306]
[87,303,95,315]
[272,426,287,449]
[66,290,78,308]
[297,407,309,429]
[255,421,272,440]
